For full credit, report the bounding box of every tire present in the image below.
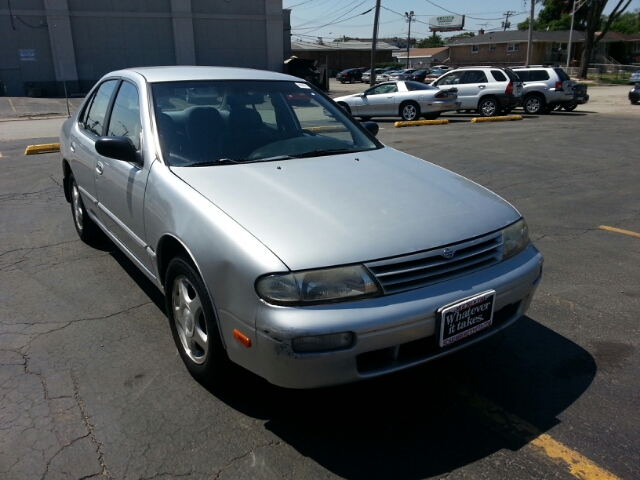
[337,102,351,114]
[349,77,355,84]
[165,256,229,386]
[563,104,578,111]
[478,97,500,117]
[522,95,545,115]
[70,174,99,244]
[423,112,441,120]
[400,101,420,121]
[631,99,639,105]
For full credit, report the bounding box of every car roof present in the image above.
[107,65,297,83]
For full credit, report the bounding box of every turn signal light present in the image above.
[233,329,252,348]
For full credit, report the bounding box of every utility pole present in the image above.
[370,0,381,86]
[525,0,535,66]
[566,0,587,72]
[405,11,415,68]
[502,11,515,31]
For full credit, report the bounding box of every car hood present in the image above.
[172,148,520,271]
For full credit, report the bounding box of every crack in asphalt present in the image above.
[212,441,285,479]
[71,369,113,480]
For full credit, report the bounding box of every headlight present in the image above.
[256,265,380,305]
[502,218,529,260]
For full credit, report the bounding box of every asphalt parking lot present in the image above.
[0,85,639,479]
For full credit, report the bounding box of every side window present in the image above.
[491,70,508,82]
[107,81,142,150]
[436,72,463,86]
[530,70,550,82]
[462,71,487,84]
[515,71,529,82]
[83,80,118,137]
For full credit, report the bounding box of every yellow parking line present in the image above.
[599,225,640,238]
[8,98,16,113]
[452,380,620,480]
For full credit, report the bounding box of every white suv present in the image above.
[512,66,588,114]
[431,67,523,117]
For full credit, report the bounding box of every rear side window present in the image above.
[554,68,570,81]
[515,71,530,81]
[530,70,550,81]
[83,80,118,136]
[490,70,507,82]
[462,71,488,84]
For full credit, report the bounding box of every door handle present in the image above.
[70,141,76,153]
[478,85,486,89]
[96,161,104,175]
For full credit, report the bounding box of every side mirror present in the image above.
[361,121,379,137]
[95,137,141,164]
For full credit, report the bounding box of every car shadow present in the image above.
[206,317,595,480]
[101,236,596,478]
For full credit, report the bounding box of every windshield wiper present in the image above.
[287,148,356,158]
[183,158,241,167]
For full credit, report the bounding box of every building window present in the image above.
[490,44,496,51]
[507,43,520,52]
[471,45,478,53]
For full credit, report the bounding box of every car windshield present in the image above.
[151,80,380,166]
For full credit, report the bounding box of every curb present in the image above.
[471,115,523,123]
[394,119,449,128]
[24,143,60,155]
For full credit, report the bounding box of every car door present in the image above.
[456,70,489,109]
[94,80,153,270]
[68,79,119,221]
[353,84,398,116]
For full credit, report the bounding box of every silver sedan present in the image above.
[333,81,461,121]
[60,66,542,389]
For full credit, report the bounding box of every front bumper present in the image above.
[253,243,543,388]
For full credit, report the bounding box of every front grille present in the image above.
[365,231,503,295]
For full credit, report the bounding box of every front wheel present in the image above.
[337,102,351,114]
[478,97,499,117]
[400,101,421,121]
[165,256,230,386]
[70,174,99,244]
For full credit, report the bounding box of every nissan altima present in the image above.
[333,80,460,121]
[60,66,542,389]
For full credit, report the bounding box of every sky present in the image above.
[284,0,640,43]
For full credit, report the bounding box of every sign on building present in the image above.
[429,15,465,32]
[19,49,37,61]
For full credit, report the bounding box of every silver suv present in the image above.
[512,66,588,114]
[431,67,523,117]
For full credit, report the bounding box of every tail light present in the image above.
[434,91,449,99]
[505,81,513,95]
[555,81,563,91]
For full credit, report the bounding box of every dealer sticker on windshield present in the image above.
[438,290,495,347]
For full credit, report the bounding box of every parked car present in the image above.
[405,69,432,83]
[512,66,588,114]
[630,83,640,104]
[423,68,451,81]
[389,69,417,81]
[431,65,450,71]
[336,68,363,84]
[431,67,523,116]
[628,70,640,84]
[362,68,385,83]
[333,80,461,121]
[375,71,400,83]
[60,66,542,389]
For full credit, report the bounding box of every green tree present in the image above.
[517,0,590,30]
[416,32,444,48]
[579,0,633,78]
[605,8,640,33]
